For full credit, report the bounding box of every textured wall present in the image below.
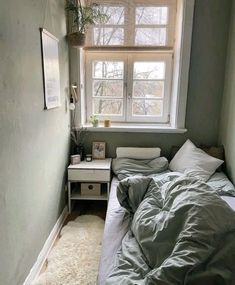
[219,0,235,183]
[83,0,232,158]
[0,0,70,284]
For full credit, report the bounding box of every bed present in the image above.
[97,142,235,285]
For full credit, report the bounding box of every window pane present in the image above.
[93,80,123,97]
[93,61,124,79]
[93,28,124,45]
[133,81,164,98]
[93,99,123,115]
[132,100,163,116]
[136,7,168,25]
[134,62,165,80]
[135,28,166,46]
[100,6,125,25]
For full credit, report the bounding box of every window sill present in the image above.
[82,124,187,134]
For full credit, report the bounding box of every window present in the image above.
[82,0,195,129]
[86,0,176,47]
[86,53,172,123]
[92,6,125,46]
[88,56,125,121]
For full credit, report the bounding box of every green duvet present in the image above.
[106,173,235,285]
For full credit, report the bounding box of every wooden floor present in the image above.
[40,200,107,275]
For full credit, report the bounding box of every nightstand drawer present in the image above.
[81,183,101,196]
[68,169,110,182]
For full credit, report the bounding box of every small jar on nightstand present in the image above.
[85,154,92,162]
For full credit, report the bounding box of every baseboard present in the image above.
[23,206,68,285]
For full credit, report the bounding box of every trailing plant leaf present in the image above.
[71,127,88,146]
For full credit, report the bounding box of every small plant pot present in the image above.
[92,121,99,127]
[104,120,111,127]
[67,32,86,47]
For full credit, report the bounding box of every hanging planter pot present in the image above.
[67,32,86,47]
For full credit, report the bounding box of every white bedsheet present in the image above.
[221,196,235,211]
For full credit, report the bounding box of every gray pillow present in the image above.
[112,157,169,180]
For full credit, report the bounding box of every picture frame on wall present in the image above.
[40,28,61,109]
[92,142,106,159]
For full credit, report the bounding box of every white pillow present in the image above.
[116,147,161,159]
[169,140,224,182]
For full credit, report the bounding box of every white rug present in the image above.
[32,215,105,285]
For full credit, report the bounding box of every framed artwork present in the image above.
[40,28,61,109]
[92,142,106,159]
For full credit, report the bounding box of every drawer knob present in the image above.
[88,185,94,190]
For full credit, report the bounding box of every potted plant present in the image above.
[89,115,99,127]
[71,127,87,160]
[66,0,109,47]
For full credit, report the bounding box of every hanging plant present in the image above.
[66,0,109,47]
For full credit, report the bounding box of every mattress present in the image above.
[97,173,235,285]
[97,177,131,285]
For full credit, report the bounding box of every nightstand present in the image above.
[67,158,112,213]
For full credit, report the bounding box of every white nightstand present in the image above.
[67,158,112,213]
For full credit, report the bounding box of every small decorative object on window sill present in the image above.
[104,119,111,127]
[89,115,99,127]
[65,0,109,47]
[85,154,92,162]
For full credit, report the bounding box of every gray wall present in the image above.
[219,0,235,183]
[0,1,70,284]
[0,0,232,284]
[83,0,232,158]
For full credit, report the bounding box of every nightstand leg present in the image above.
[68,181,71,214]
[107,182,110,199]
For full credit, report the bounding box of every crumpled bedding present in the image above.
[112,157,235,197]
[207,171,235,196]
[105,173,235,285]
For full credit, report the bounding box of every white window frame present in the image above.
[76,0,195,132]
[86,53,127,122]
[126,53,172,123]
[133,1,176,47]
[86,3,126,46]
[86,0,177,47]
[170,0,195,129]
[86,52,173,123]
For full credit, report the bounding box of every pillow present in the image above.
[112,157,168,180]
[171,145,224,160]
[116,147,161,159]
[200,145,224,171]
[200,145,224,160]
[169,139,224,181]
